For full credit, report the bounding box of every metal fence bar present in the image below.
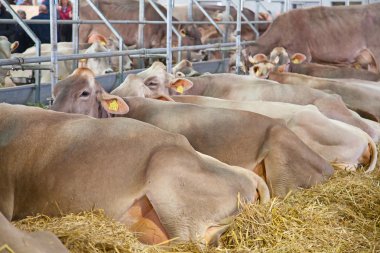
[230,0,259,38]
[137,0,145,68]
[86,0,124,76]
[50,0,58,95]
[147,0,182,61]
[0,19,269,25]
[166,0,173,72]
[0,41,258,66]
[235,0,243,74]
[192,0,225,37]
[72,0,79,69]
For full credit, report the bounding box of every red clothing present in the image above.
[59,5,72,20]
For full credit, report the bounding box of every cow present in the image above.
[0,212,69,253]
[9,40,114,84]
[0,36,19,87]
[172,5,271,43]
[51,68,334,198]
[111,74,377,172]
[0,102,269,245]
[130,62,378,140]
[268,71,380,122]
[79,0,202,50]
[243,4,380,73]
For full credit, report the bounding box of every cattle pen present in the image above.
[0,0,379,252]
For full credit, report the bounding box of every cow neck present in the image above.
[122,97,145,118]
[186,76,210,95]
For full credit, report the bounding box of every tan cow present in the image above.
[268,71,380,122]
[10,41,114,84]
[0,36,19,87]
[130,62,378,140]
[52,68,334,197]
[172,95,377,171]
[0,102,269,245]
[244,4,380,72]
[0,212,69,253]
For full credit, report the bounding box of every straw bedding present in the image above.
[14,146,380,253]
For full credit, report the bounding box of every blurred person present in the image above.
[30,4,50,43]
[14,9,32,52]
[58,0,72,41]
[0,2,16,41]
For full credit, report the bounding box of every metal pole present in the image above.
[166,0,173,73]
[50,0,59,97]
[72,0,79,69]
[0,0,41,103]
[138,0,145,68]
[86,0,124,76]
[235,0,243,74]
[147,0,182,61]
[188,0,193,21]
[0,41,258,66]
[230,1,259,40]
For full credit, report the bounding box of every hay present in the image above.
[13,146,380,253]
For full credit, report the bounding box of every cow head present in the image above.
[111,74,174,101]
[51,67,129,118]
[107,35,134,71]
[138,61,193,96]
[172,60,201,77]
[177,24,203,46]
[80,41,114,76]
[248,54,275,79]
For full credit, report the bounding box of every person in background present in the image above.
[14,9,32,53]
[58,0,72,41]
[0,2,16,42]
[30,4,50,43]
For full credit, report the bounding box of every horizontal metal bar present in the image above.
[1,65,51,70]
[0,19,271,25]
[0,41,257,66]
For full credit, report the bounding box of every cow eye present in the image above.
[146,82,158,88]
[80,90,90,97]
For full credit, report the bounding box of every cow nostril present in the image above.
[105,69,114,74]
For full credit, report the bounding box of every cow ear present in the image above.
[248,54,267,64]
[291,53,307,64]
[99,93,129,115]
[169,78,193,94]
[180,28,187,37]
[10,41,19,52]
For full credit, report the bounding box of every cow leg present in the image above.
[313,95,378,140]
[258,125,334,197]
[122,195,169,245]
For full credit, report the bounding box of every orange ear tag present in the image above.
[108,100,119,111]
[176,85,184,94]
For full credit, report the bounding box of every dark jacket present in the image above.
[0,5,16,41]
[30,12,51,44]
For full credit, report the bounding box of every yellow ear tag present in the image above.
[176,85,184,94]
[101,41,107,46]
[293,58,300,64]
[354,63,361,69]
[108,100,119,111]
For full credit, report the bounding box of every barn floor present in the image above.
[14,145,380,253]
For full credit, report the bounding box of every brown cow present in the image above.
[0,102,269,246]
[243,4,380,72]
[0,36,19,87]
[268,71,380,122]
[79,0,202,49]
[132,62,378,140]
[51,68,334,197]
[0,212,69,253]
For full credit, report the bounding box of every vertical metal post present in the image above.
[255,0,260,31]
[72,0,79,69]
[345,0,350,5]
[235,0,243,74]
[188,0,193,21]
[0,0,41,103]
[138,0,145,68]
[50,0,59,96]
[222,0,230,71]
[166,0,173,73]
